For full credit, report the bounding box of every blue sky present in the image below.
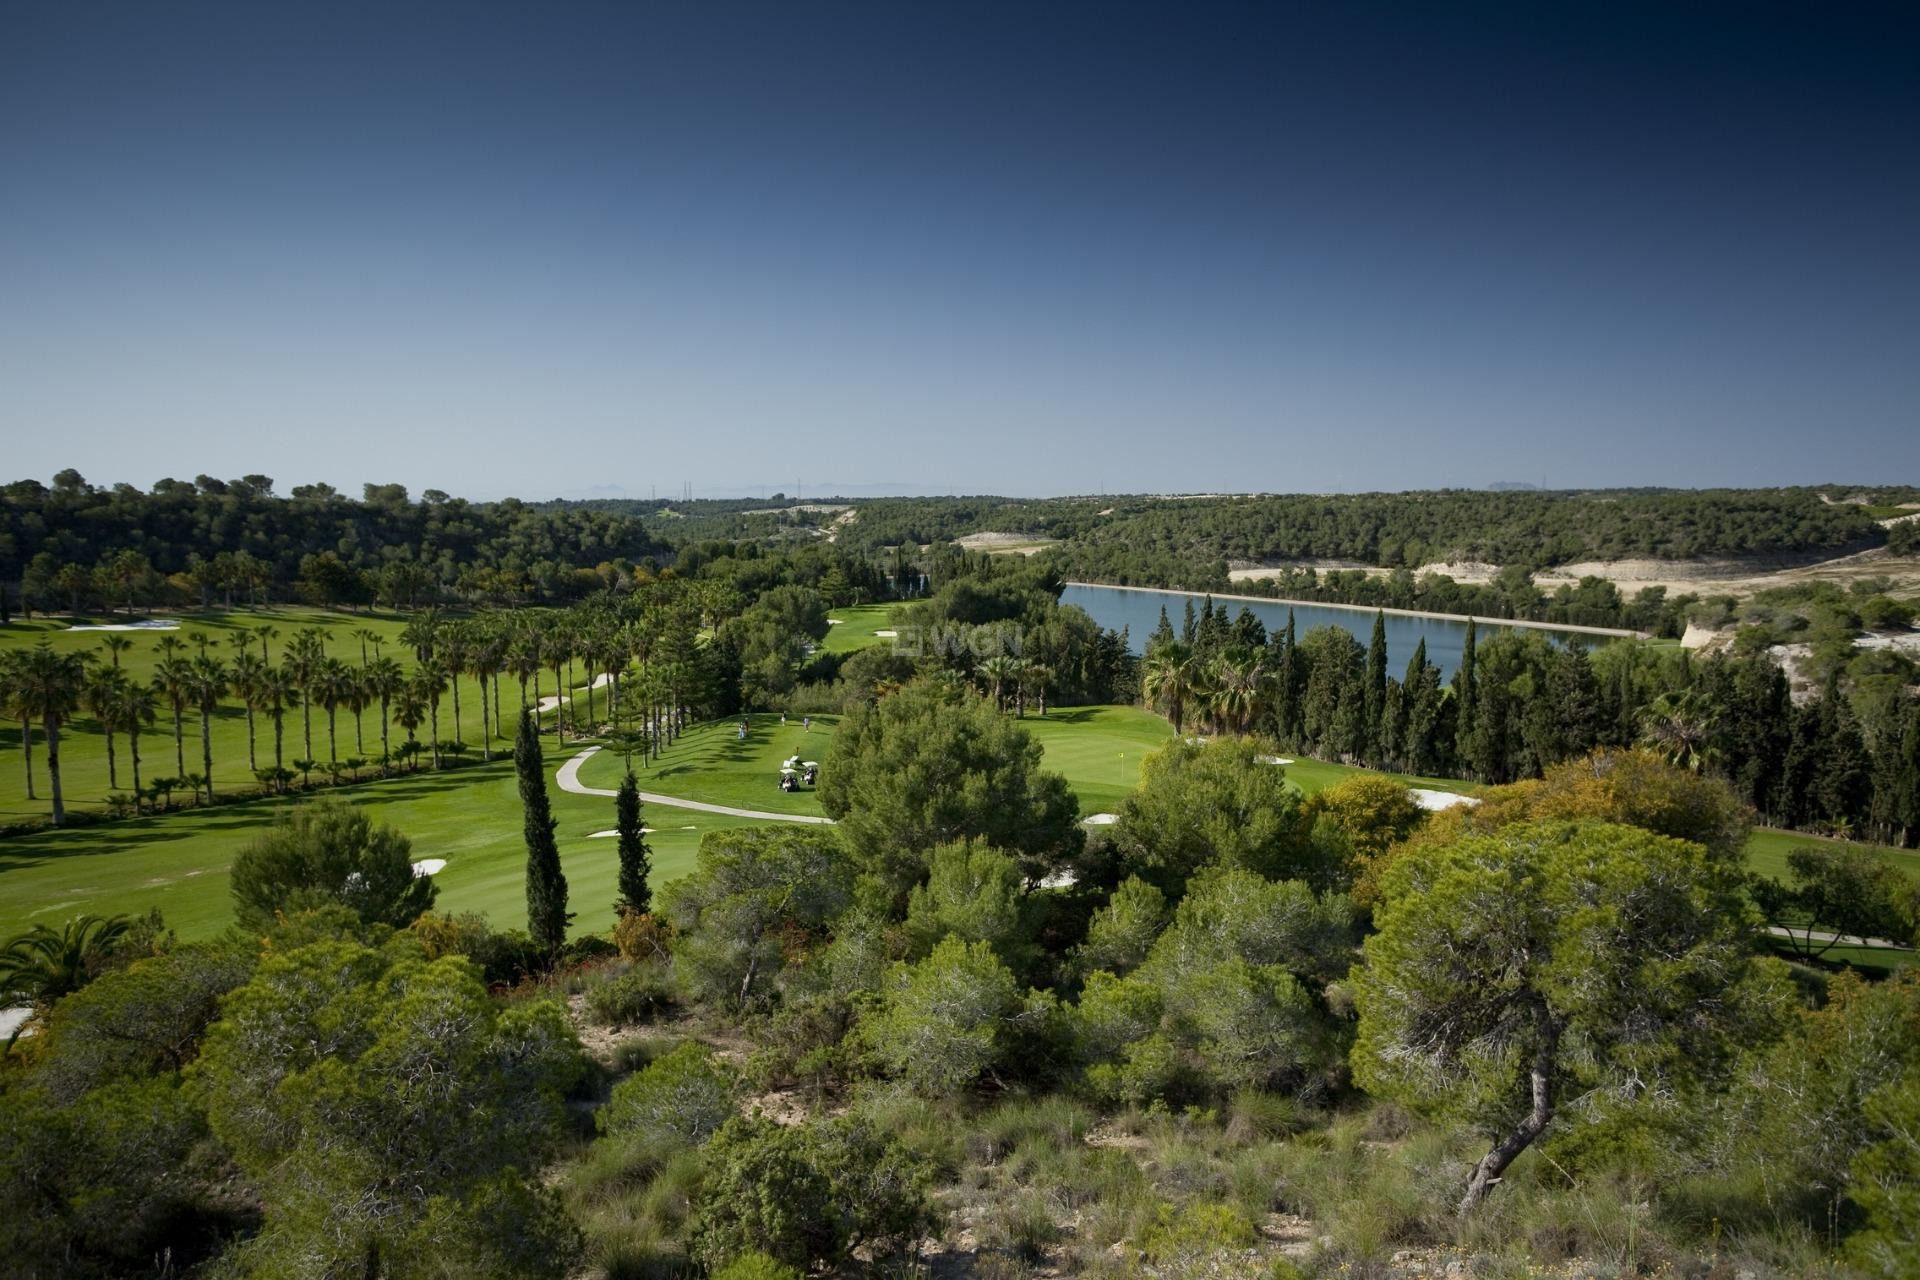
[2,1,1915,499]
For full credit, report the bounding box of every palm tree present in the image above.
[10,642,93,826]
[0,914,132,1012]
[1640,689,1722,773]
[1141,641,1198,735]
[440,621,471,747]
[353,627,381,669]
[84,665,133,792]
[109,678,157,808]
[467,625,505,762]
[99,633,134,670]
[185,629,211,659]
[283,629,327,763]
[254,624,280,664]
[414,661,447,767]
[153,654,194,778]
[393,682,428,769]
[230,651,268,771]
[364,655,404,769]
[316,656,354,764]
[1209,648,1269,736]
[1017,660,1051,718]
[255,665,296,772]
[184,655,228,802]
[546,623,573,743]
[0,652,34,801]
[978,654,1020,712]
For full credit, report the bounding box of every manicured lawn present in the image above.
[1020,705,1176,814]
[0,748,773,942]
[0,606,626,824]
[820,603,899,654]
[0,608,513,822]
[1744,825,1920,884]
[576,714,838,817]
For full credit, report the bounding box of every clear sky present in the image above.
[2,1,1915,500]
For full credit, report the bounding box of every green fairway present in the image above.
[0,749,774,942]
[1743,825,1920,884]
[820,602,898,654]
[575,713,839,817]
[1020,705,1176,814]
[0,607,520,822]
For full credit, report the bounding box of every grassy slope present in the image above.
[820,602,898,654]
[0,607,628,822]
[0,609,489,821]
[0,749,771,942]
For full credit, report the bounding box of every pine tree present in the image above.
[1363,611,1388,764]
[1812,678,1871,831]
[1453,621,1478,774]
[516,708,571,960]
[615,769,653,916]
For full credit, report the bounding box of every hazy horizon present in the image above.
[4,2,1917,496]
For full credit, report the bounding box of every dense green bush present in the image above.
[598,1042,739,1148]
[688,1115,933,1271]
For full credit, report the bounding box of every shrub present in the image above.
[599,1042,739,1148]
[410,911,542,985]
[585,961,676,1027]
[689,1115,934,1271]
[612,911,674,962]
[712,1252,803,1280]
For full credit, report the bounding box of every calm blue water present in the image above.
[1061,583,1604,681]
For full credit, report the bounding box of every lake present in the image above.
[1060,583,1615,680]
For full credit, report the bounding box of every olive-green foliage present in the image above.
[818,680,1083,898]
[0,934,260,1277]
[1112,739,1318,896]
[1849,1066,1920,1279]
[409,909,544,985]
[863,936,1052,1095]
[191,940,585,1278]
[688,1115,933,1271]
[1072,868,1353,1104]
[1070,874,1167,978]
[1703,970,1920,1243]
[584,959,677,1027]
[598,1041,739,1148]
[31,939,257,1101]
[711,1252,804,1280]
[904,842,1037,971]
[0,1076,220,1278]
[663,827,852,1009]
[1750,844,1920,958]
[1354,820,1787,1208]
[228,796,436,932]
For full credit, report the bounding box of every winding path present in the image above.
[555,746,836,825]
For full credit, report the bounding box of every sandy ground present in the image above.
[64,619,181,631]
[955,531,1057,554]
[1233,548,1920,600]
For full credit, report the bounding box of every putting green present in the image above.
[820,602,899,654]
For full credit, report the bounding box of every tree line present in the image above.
[2,470,672,612]
[1142,595,1920,847]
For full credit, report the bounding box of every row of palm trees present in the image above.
[2,597,709,828]
[1139,639,1272,737]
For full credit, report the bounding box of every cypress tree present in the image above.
[1363,611,1389,763]
[1279,609,1301,742]
[1148,606,1176,653]
[516,708,571,960]
[1181,599,1198,646]
[1453,620,1478,774]
[615,769,652,916]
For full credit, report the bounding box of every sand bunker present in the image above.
[65,618,181,631]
